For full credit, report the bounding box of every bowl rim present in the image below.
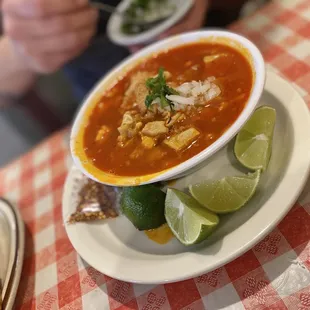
[70,30,266,186]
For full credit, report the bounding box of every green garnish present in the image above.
[122,0,168,35]
[145,68,178,110]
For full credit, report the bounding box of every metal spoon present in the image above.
[90,2,172,27]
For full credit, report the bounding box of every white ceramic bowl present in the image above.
[70,30,265,186]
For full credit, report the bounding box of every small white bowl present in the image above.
[107,0,194,46]
[70,30,265,186]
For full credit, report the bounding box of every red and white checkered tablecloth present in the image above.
[1,0,310,309]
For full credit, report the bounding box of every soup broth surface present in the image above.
[83,42,253,176]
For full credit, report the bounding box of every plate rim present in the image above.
[0,200,17,300]
[63,70,310,284]
[0,199,25,310]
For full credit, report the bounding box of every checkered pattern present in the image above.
[1,0,310,309]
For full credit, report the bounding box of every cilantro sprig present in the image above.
[145,68,178,111]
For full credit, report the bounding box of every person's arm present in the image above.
[1,0,98,74]
[0,35,37,101]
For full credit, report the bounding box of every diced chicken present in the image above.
[141,136,156,149]
[122,72,151,114]
[121,111,134,126]
[117,111,143,145]
[134,122,143,135]
[164,128,200,151]
[142,121,168,137]
[165,112,185,127]
[203,54,227,64]
[95,125,110,142]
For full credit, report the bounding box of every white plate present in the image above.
[107,0,194,46]
[63,70,310,284]
[0,199,24,309]
[0,200,17,299]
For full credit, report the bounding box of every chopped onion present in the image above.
[176,83,192,95]
[165,76,221,110]
[205,85,221,101]
[166,95,195,105]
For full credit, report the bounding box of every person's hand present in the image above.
[129,0,209,53]
[2,0,99,73]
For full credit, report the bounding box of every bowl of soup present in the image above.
[70,30,265,186]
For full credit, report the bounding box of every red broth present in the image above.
[83,42,253,176]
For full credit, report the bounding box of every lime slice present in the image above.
[234,105,276,171]
[189,170,260,214]
[165,189,219,245]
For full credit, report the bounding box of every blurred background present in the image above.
[0,0,268,167]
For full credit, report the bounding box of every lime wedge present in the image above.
[234,106,276,171]
[165,189,219,245]
[121,185,166,231]
[189,170,260,214]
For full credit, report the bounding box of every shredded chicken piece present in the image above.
[142,121,168,137]
[164,128,200,151]
[122,70,172,115]
[117,111,143,145]
[95,125,110,142]
[122,71,151,114]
